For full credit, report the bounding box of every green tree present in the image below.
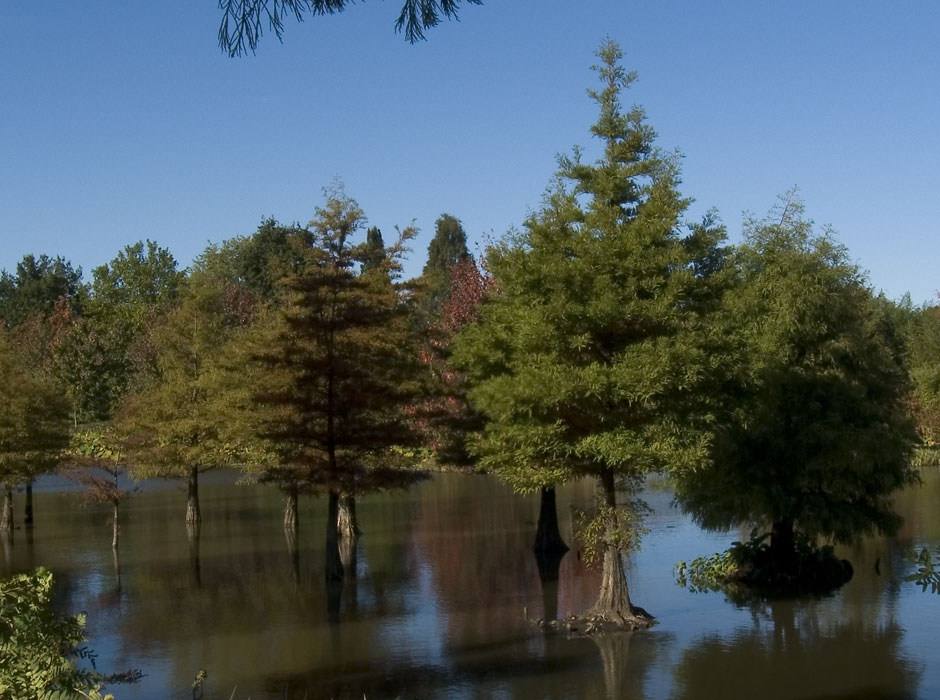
[0,327,71,532]
[451,40,727,627]
[86,240,183,342]
[905,301,940,454]
[194,218,313,303]
[674,194,919,572]
[0,254,84,328]
[66,241,186,421]
[361,226,387,274]
[255,183,427,578]
[115,271,247,525]
[421,213,469,314]
[219,0,483,56]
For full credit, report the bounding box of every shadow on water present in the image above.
[187,522,201,588]
[534,546,566,622]
[671,598,923,700]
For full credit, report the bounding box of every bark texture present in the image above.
[588,469,653,628]
[337,494,361,540]
[283,489,298,532]
[112,502,120,550]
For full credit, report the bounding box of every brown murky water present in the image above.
[3,468,938,699]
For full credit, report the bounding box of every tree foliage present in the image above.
[452,40,725,495]
[115,270,251,522]
[0,254,84,329]
[218,0,483,56]
[0,568,141,699]
[450,39,727,624]
[0,326,71,495]
[254,184,427,498]
[674,193,919,564]
[421,213,469,315]
[194,218,313,303]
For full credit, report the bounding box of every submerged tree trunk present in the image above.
[771,517,796,569]
[325,491,344,583]
[284,488,298,532]
[0,488,12,531]
[337,494,361,540]
[588,469,653,628]
[24,480,33,527]
[186,467,201,525]
[112,501,120,550]
[534,487,568,555]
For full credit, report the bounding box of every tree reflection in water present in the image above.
[672,599,922,700]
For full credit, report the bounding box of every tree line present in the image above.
[1,39,936,646]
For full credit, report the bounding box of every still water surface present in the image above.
[3,469,939,699]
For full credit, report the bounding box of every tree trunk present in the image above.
[186,467,201,525]
[24,480,33,527]
[284,488,298,533]
[337,494,361,540]
[589,469,653,627]
[112,502,120,550]
[0,488,12,531]
[325,491,344,582]
[534,487,568,555]
[771,517,796,570]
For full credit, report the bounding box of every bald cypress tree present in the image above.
[256,184,427,578]
[675,195,918,579]
[452,40,727,627]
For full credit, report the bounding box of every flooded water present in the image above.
[3,468,939,699]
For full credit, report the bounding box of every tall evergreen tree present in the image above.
[255,184,427,577]
[421,213,469,314]
[451,40,727,627]
[361,226,387,274]
[674,194,919,570]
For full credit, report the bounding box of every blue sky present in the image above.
[2,1,938,303]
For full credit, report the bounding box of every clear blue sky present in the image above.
[2,1,938,303]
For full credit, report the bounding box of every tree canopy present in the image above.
[451,39,728,626]
[674,194,919,567]
[254,184,427,497]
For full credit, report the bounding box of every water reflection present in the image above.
[5,469,940,698]
[672,599,922,700]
